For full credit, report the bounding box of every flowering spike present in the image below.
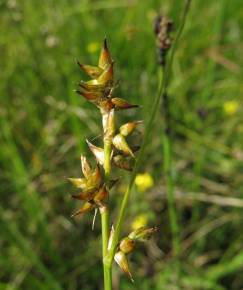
[71,202,94,218]
[112,134,134,157]
[98,38,112,70]
[119,121,142,137]
[86,139,104,165]
[77,62,103,79]
[81,155,92,178]
[111,98,138,110]
[114,251,134,282]
[69,40,157,285]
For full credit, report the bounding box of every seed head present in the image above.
[154,15,173,66]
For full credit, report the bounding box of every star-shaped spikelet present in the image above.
[77,39,138,113]
[68,155,108,217]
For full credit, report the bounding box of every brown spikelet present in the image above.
[77,62,103,78]
[114,251,134,282]
[98,38,113,70]
[71,202,94,218]
[111,98,138,110]
[86,139,104,165]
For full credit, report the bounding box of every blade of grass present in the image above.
[206,251,243,281]
[0,208,63,290]
[191,0,227,252]
[0,118,62,267]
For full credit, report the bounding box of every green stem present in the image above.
[101,205,112,290]
[162,0,192,258]
[101,111,114,290]
[163,134,180,257]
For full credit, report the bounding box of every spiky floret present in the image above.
[76,39,138,113]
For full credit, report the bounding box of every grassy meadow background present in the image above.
[1,0,243,289]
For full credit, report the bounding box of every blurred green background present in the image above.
[1,0,243,289]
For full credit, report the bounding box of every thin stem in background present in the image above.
[162,0,192,258]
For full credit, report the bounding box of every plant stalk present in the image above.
[163,131,180,257]
[101,204,112,290]
[161,0,192,258]
[101,111,114,290]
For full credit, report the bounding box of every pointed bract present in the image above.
[98,38,112,70]
[79,80,106,92]
[114,251,134,282]
[103,109,115,138]
[71,202,94,218]
[108,225,115,250]
[128,227,158,242]
[97,62,114,85]
[111,98,138,110]
[86,139,104,165]
[76,88,101,101]
[119,121,142,137]
[81,155,92,178]
[86,165,102,191]
[112,134,134,157]
[77,62,103,79]
[68,177,87,189]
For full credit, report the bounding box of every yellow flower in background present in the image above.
[131,214,148,231]
[86,42,100,54]
[135,173,154,192]
[223,101,239,115]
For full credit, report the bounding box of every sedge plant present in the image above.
[68,39,157,290]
